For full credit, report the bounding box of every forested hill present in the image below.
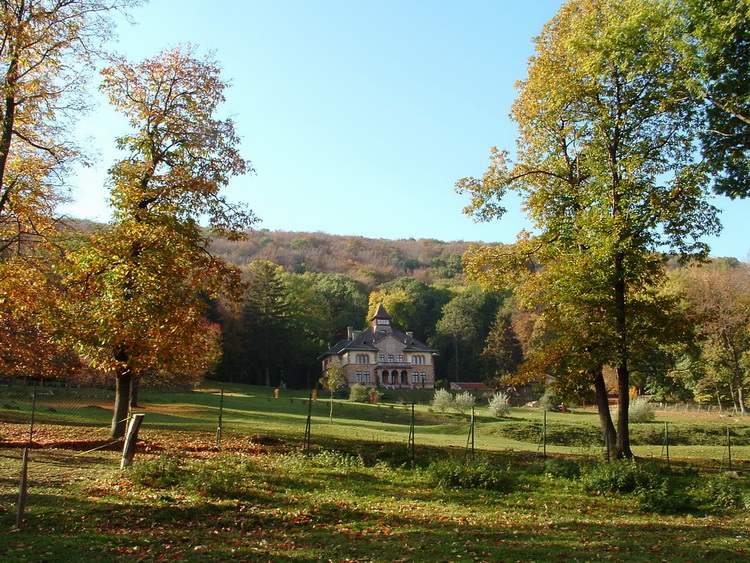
[208,230,478,285]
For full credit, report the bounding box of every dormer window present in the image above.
[377,318,389,325]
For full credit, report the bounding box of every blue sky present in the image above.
[65,0,750,260]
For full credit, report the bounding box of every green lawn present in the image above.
[2,382,750,561]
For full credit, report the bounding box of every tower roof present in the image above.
[370,303,391,321]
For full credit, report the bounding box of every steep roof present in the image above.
[320,325,436,358]
[370,302,391,321]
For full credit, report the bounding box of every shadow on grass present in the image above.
[3,489,747,562]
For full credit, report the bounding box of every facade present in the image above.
[320,304,437,389]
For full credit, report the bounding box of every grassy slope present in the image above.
[1,382,750,561]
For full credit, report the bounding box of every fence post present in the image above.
[16,447,29,529]
[120,413,145,469]
[662,422,670,469]
[215,389,225,450]
[465,406,475,462]
[304,394,313,454]
[28,384,37,444]
[407,403,416,461]
[727,427,732,472]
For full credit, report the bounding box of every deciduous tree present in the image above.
[0,0,138,382]
[68,46,255,438]
[457,0,720,457]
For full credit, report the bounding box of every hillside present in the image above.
[209,229,480,285]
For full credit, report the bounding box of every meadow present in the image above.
[1,382,749,561]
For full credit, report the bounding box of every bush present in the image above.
[432,388,453,413]
[540,457,583,480]
[539,388,561,412]
[349,383,369,403]
[581,460,662,494]
[185,463,249,499]
[128,453,182,489]
[637,481,697,514]
[425,458,512,491]
[629,398,656,423]
[488,391,510,418]
[696,475,749,509]
[453,391,476,414]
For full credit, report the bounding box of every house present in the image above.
[319,304,437,389]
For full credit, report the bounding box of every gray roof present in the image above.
[320,325,436,359]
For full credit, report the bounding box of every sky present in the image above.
[63,0,750,261]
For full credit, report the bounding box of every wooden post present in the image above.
[407,403,416,460]
[16,448,29,529]
[304,394,313,454]
[120,413,145,469]
[215,389,224,450]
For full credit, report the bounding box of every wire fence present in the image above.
[3,380,748,529]
[3,381,748,464]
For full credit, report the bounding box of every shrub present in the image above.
[637,480,697,514]
[629,398,656,423]
[432,388,453,413]
[453,391,476,414]
[488,391,510,418]
[425,458,512,491]
[185,463,248,499]
[539,388,561,412]
[581,460,662,494]
[696,475,749,509]
[349,383,369,403]
[127,453,182,489]
[369,388,384,403]
[540,457,583,480]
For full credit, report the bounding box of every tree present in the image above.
[308,272,368,338]
[378,277,452,338]
[434,286,499,383]
[456,0,720,457]
[1,0,138,251]
[677,263,750,413]
[1,1,138,382]
[68,46,255,438]
[241,260,291,387]
[320,358,346,423]
[481,310,523,386]
[678,0,750,198]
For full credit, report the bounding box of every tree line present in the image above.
[1,0,749,458]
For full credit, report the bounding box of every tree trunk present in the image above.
[454,339,460,382]
[592,368,618,458]
[110,366,132,439]
[265,365,271,387]
[616,363,632,458]
[130,373,140,409]
[736,376,746,416]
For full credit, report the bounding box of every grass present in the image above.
[2,381,750,561]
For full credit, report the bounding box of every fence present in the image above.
[3,381,747,462]
[3,381,748,529]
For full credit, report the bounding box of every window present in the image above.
[412,372,426,383]
[413,355,425,365]
[396,355,403,363]
[378,354,385,363]
[387,355,394,363]
[363,371,371,383]
[377,318,389,325]
[356,354,369,364]
[355,371,363,382]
